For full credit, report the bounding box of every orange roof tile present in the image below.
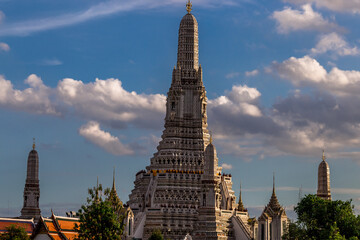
[33,215,80,240]
[57,219,78,231]
[44,219,58,232]
[62,232,78,240]
[0,218,34,235]
[49,233,63,240]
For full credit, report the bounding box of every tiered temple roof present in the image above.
[32,213,78,240]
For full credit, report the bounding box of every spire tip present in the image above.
[186,0,192,13]
[272,172,276,195]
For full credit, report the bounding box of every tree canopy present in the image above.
[74,183,124,240]
[283,194,360,240]
[149,229,164,240]
[0,224,29,240]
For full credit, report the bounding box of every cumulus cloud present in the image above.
[79,121,134,155]
[0,42,10,52]
[260,55,360,158]
[272,55,360,96]
[245,69,259,77]
[3,73,360,160]
[57,77,166,129]
[285,0,360,14]
[221,163,233,170]
[272,4,341,34]
[311,33,360,56]
[210,85,262,118]
[0,74,59,115]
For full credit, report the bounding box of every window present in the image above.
[171,102,176,110]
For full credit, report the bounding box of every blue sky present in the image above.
[1,0,360,219]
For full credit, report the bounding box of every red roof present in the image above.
[0,218,34,235]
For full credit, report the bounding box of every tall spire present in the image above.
[317,150,331,200]
[112,167,116,192]
[272,172,275,195]
[177,3,199,70]
[21,141,41,220]
[237,182,246,211]
[267,173,281,212]
[108,168,123,212]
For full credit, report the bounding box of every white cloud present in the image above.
[0,42,10,52]
[0,74,165,129]
[0,74,59,115]
[285,0,360,14]
[4,73,360,161]
[0,0,238,37]
[311,33,360,56]
[272,4,340,34]
[273,55,327,85]
[226,72,241,79]
[210,85,262,117]
[79,121,134,155]
[57,77,166,129]
[245,69,259,77]
[272,55,360,96]
[221,163,233,170]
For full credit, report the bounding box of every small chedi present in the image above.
[317,150,331,200]
[127,1,289,239]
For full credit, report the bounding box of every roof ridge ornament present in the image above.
[322,149,326,161]
[186,0,192,13]
[32,138,36,150]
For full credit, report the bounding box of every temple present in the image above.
[258,175,288,240]
[127,2,288,239]
[317,150,331,200]
[20,139,41,220]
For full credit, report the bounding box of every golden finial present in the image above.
[186,0,192,13]
[32,138,36,150]
[209,131,213,144]
[322,149,326,161]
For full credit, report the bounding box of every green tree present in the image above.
[283,194,360,240]
[0,224,29,240]
[74,184,124,240]
[149,229,164,240]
